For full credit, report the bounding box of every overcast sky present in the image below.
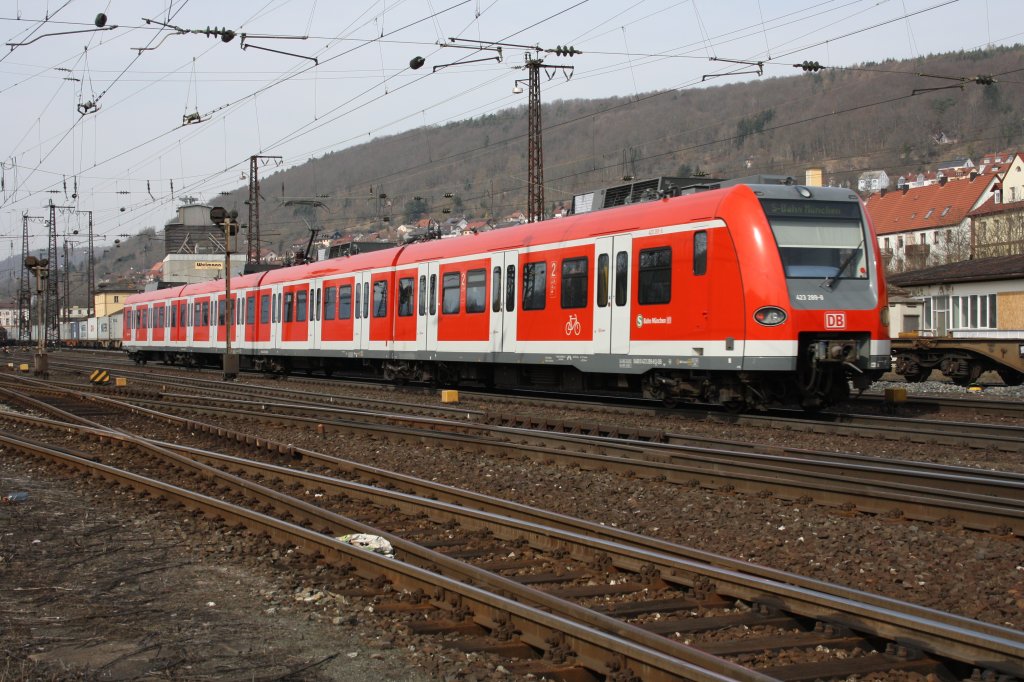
[0,0,1020,255]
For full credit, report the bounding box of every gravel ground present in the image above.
[3,364,1023,680]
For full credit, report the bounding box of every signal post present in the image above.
[210,207,239,380]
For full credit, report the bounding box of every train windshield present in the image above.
[761,199,868,281]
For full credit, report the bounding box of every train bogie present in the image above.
[121,182,890,410]
[892,337,1024,386]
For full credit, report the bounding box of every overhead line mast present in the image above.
[248,155,282,266]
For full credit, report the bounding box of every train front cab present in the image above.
[732,184,890,407]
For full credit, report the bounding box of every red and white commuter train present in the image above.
[123,181,891,409]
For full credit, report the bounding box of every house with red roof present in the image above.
[864,173,996,272]
[968,152,1024,259]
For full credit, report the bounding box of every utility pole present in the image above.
[44,201,73,344]
[17,212,38,344]
[77,210,95,318]
[61,240,70,324]
[247,154,282,266]
[45,201,60,346]
[412,40,579,223]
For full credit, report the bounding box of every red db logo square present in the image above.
[825,312,846,329]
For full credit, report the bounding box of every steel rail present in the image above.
[99,390,1024,535]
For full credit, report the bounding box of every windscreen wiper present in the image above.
[821,239,864,290]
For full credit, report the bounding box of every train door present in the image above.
[610,235,631,355]
[593,238,613,354]
[498,251,518,354]
[352,272,366,352]
[424,262,439,353]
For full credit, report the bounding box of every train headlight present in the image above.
[753,306,787,326]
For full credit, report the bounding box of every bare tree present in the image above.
[932,224,972,264]
[973,210,1024,258]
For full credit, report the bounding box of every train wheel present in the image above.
[998,368,1024,386]
[952,362,983,387]
[903,369,930,383]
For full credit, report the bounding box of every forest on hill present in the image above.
[7,44,1023,306]
[222,44,1024,252]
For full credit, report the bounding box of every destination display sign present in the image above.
[760,199,861,221]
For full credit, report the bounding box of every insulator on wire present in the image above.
[795,60,823,72]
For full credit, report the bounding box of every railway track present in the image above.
[23,356,1024,456]
[4,372,1024,534]
[1,386,1021,680]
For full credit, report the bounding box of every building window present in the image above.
[897,236,904,249]
[883,237,890,250]
[113,296,119,303]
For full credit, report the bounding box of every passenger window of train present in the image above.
[297,291,308,322]
[522,261,546,311]
[442,272,461,314]
[419,276,427,316]
[202,302,210,326]
[247,296,256,325]
[614,251,628,306]
[284,292,294,322]
[398,278,414,317]
[324,287,336,321]
[355,283,361,319]
[194,303,200,326]
[372,281,387,318]
[271,294,277,323]
[597,254,609,307]
[638,247,672,305]
[693,231,708,276]
[363,282,370,319]
[218,300,225,326]
[339,285,352,320]
[170,305,177,328]
[492,267,501,312]
[561,257,588,309]
[429,274,437,315]
[315,288,321,322]
[261,295,270,324]
[506,265,515,312]
[466,269,486,313]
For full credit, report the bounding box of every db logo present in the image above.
[825,312,846,329]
